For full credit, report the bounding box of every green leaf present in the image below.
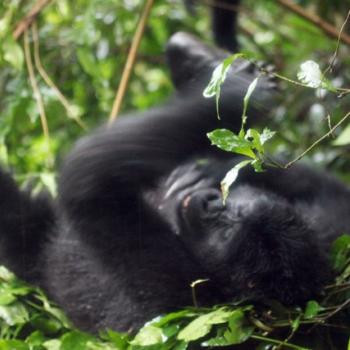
[0,303,29,326]
[246,129,263,153]
[40,173,57,197]
[77,48,99,77]
[3,37,24,70]
[291,315,301,332]
[225,310,254,344]
[202,310,253,347]
[25,331,46,347]
[155,310,195,327]
[177,308,233,342]
[241,76,259,132]
[60,331,94,350]
[203,54,243,118]
[297,60,322,88]
[0,292,16,306]
[207,129,256,158]
[43,339,61,350]
[0,340,29,350]
[221,160,252,203]
[260,128,276,146]
[330,234,350,272]
[35,291,71,327]
[31,316,65,334]
[131,325,164,346]
[203,54,242,98]
[251,159,264,172]
[304,300,321,319]
[333,124,350,146]
[101,329,129,349]
[0,266,15,282]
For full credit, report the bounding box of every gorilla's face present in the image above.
[153,161,330,305]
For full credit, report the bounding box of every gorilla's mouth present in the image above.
[182,194,192,209]
[180,189,224,231]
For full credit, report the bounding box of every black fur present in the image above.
[0,33,349,335]
[185,0,240,51]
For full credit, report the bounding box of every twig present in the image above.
[321,298,350,322]
[284,110,350,169]
[190,279,209,308]
[109,0,154,123]
[324,10,350,76]
[250,335,310,350]
[277,0,350,47]
[31,22,86,130]
[24,29,51,162]
[13,0,52,40]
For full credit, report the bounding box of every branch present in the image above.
[109,0,154,122]
[284,110,350,169]
[31,22,86,130]
[277,0,350,47]
[24,29,51,166]
[13,0,52,40]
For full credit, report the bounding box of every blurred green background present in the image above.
[0,0,350,192]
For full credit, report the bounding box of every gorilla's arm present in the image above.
[0,170,53,281]
[59,32,276,226]
[212,0,240,51]
[59,101,226,222]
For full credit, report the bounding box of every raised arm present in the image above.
[58,32,276,223]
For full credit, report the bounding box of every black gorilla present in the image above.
[0,32,350,335]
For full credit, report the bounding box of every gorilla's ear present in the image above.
[166,32,227,90]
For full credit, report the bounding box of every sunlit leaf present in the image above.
[207,129,256,158]
[221,160,252,203]
[297,60,322,88]
[0,339,29,350]
[203,54,243,118]
[0,303,29,326]
[304,301,321,319]
[3,37,24,70]
[333,124,350,146]
[131,325,164,346]
[178,308,234,342]
[241,76,259,133]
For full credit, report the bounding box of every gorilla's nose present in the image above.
[184,189,223,219]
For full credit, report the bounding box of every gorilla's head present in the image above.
[166,31,277,113]
[155,160,330,305]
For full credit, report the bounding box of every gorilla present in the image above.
[0,32,350,335]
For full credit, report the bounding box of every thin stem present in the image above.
[277,0,350,47]
[284,111,350,169]
[109,0,154,122]
[324,10,350,76]
[31,22,86,129]
[13,0,52,40]
[251,335,310,350]
[24,28,52,167]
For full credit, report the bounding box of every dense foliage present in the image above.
[1,235,350,349]
[0,0,350,184]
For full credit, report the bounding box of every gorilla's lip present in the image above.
[179,190,223,231]
[182,194,192,209]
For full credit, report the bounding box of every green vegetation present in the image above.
[1,235,350,349]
